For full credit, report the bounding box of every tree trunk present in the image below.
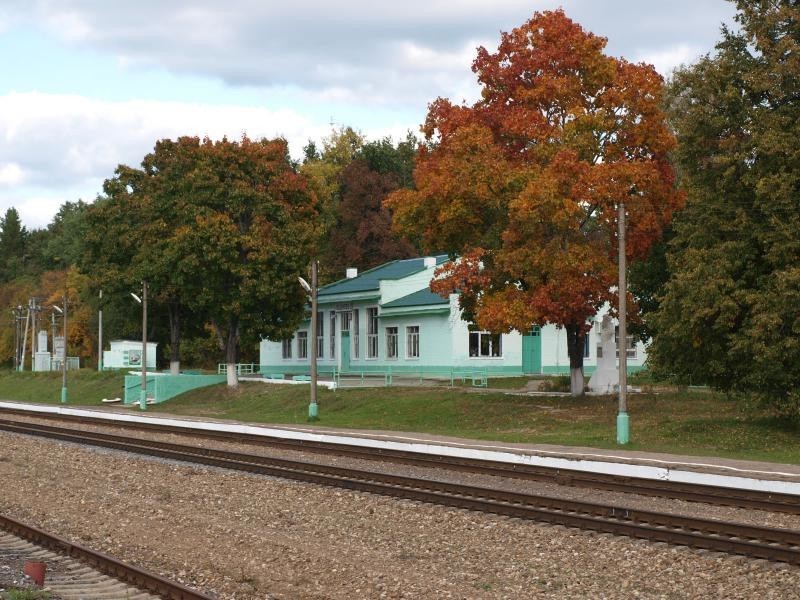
[225,321,240,388]
[168,303,181,375]
[212,319,240,388]
[565,322,585,397]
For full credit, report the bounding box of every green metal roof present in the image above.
[319,255,449,297]
[381,287,450,309]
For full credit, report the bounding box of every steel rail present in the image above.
[2,419,799,565]
[0,513,215,599]
[0,408,798,515]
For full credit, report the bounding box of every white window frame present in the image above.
[282,336,293,360]
[366,306,379,359]
[468,330,503,358]
[405,325,420,360]
[615,326,638,360]
[386,326,398,360]
[297,331,308,359]
[341,311,352,332]
[316,312,324,359]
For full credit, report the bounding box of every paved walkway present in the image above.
[3,400,798,488]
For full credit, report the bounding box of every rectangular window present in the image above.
[341,311,351,332]
[329,312,336,358]
[615,326,637,359]
[406,326,419,359]
[297,331,308,359]
[282,337,293,359]
[352,308,360,359]
[386,326,398,359]
[316,312,324,359]
[469,331,502,357]
[583,333,590,359]
[367,307,378,358]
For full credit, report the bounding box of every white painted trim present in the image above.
[405,323,420,360]
[1,401,798,495]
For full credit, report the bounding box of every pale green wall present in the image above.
[259,272,649,376]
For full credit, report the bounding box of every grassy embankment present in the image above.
[0,369,798,464]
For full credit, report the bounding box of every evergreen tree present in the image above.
[0,207,27,282]
[650,0,800,421]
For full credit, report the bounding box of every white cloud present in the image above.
[14,195,67,229]
[1,1,738,228]
[0,91,319,184]
[4,1,735,111]
[0,163,25,186]
[0,91,419,228]
[635,44,703,78]
[397,39,484,72]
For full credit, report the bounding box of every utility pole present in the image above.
[20,308,29,372]
[140,281,148,411]
[61,295,68,403]
[12,306,25,370]
[98,289,103,371]
[617,202,629,444]
[309,261,318,420]
[30,297,36,371]
[12,309,19,371]
[51,311,56,363]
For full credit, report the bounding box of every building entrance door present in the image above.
[522,327,542,374]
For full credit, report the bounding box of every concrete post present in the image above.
[617,202,629,444]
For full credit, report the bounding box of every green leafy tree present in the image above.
[165,136,319,386]
[300,126,364,282]
[360,133,417,189]
[628,228,672,343]
[38,201,90,271]
[650,0,800,421]
[86,140,215,373]
[84,166,161,363]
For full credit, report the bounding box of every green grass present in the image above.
[0,370,123,405]
[1,369,799,464]
[2,589,51,600]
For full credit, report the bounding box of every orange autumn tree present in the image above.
[386,10,683,395]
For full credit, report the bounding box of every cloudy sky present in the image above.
[1,0,736,229]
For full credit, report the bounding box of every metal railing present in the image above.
[217,363,259,375]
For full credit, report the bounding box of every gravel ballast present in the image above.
[0,429,798,599]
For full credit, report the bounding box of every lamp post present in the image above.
[131,282,148,410]
[298,260,318,420]
[52,302,67,403]
[617,202,630,444]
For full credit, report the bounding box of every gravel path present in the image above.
[0,428,798,599]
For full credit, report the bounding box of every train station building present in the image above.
[259,256,647,378]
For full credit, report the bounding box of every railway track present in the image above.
[0,513,213,599]
[2,418,799,566]
[1,408,798,515]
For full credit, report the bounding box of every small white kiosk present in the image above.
[103,340,158,370]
